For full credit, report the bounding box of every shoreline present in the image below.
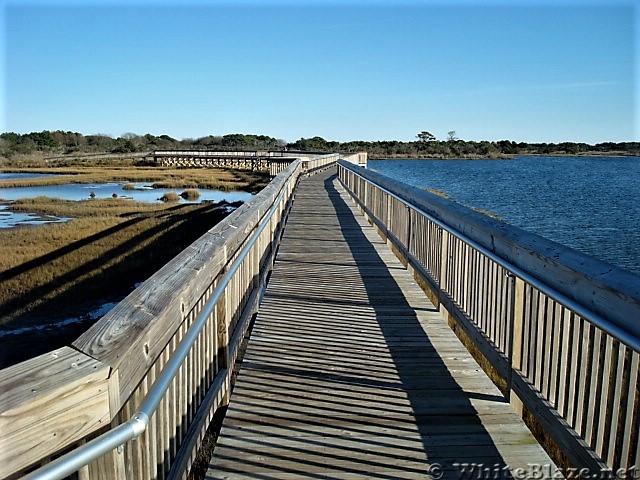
[368,152,639,160]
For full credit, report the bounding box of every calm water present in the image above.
[369,156,640,274]
[0,178,252,228]
[0,173,55,180]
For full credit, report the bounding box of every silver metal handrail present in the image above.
[23,163,299,480]
[338,161,640,352]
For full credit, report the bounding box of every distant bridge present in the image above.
[2,152,639,480]
[150,150,368,175]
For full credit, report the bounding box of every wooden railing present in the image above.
[45,152,149,163]
[338,160,640,476]
[152,150,366,174]
[0,154,340,480]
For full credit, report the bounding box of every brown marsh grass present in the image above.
[0,165,271,193]
[0,164,269,367]
[180,188,200,200]
[159,192,180,202]
[0,196,243,367]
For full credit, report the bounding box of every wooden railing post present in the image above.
[218,245,231,406]
[385,192,392,238]
[509,277,526,414]
[406,205,412,254]
[438,229,449,316]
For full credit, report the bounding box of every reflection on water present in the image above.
[0,181,251,203]
[0,181,252,228]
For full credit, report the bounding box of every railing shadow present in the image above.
[0,202,233,368]
[322,173,514,478]
[207,170,522,479]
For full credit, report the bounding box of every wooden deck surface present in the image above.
[207,169,558,479]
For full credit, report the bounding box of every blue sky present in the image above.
[1,0,637,144]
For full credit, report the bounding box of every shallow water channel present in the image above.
[0,174,252,228]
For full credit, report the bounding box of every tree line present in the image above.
[1,130,638,159]
[0,131,287,157]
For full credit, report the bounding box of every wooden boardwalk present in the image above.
[207,169,558,479]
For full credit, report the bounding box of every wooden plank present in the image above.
[0,347,111,478]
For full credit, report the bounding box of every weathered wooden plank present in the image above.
[0,347,111,478]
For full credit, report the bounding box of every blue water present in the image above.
[0,180,252,228]
[0,182,251,203]
[369,156,640,274]
[0,173,55,180]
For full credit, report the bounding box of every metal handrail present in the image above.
[338,161,640,353]
[23,162,300,480]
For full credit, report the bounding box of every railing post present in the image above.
[385,193,392,240]
[505,272,517,402]
[406,205,412,254]
[218,245,230,406]
[438,229,449,315]
[507,275,526,414]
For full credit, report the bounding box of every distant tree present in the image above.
[497,140,518,155]
[447,131,458,142]
[86,134,114,151]
[288,136,330,151]
[25,131,59,149]
[222,134,252,148]
[558,142,580,155]
[417,131,436,143]
[111,138,136,153]
[195,135,223,147]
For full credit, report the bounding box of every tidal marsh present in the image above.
[0,165,269,367]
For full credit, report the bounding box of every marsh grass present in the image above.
[0,164,268,367]
[180,188,200,200]
[0,196,242,367]
[0,165,271,193]
[159,192,180,202]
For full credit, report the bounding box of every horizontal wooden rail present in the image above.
[45,152,149,163]
[152,150,366,173]
[0,153,342,480]
[337,160,640,476]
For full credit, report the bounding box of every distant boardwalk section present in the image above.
[151,150,367,175]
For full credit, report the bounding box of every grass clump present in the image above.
[180,189,200,201]
[122,183,135,190]
[159,192,180,202]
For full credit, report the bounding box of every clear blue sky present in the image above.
[1,0,637,144]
